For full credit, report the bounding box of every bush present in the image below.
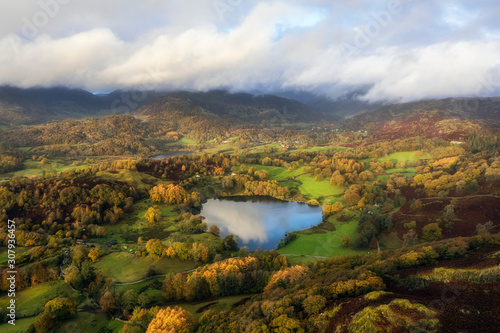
[404,221,417,229]
[422,223,443,242]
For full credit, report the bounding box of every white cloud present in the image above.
[0,0,499,101]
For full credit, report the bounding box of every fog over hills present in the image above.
[1,86,500,131]
[0,86,331,126]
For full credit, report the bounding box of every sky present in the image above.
[0,0,499,102]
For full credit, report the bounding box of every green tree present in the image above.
[33,312,53,333]
[422,223,443,242]
[44,297,77,321]
[121,290,139,313]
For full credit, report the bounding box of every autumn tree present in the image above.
[44,297,77,321]
[100,291,116,313]
[146,239,165,257]
[146,306,195,333]
[191,243,211,263]
[33,297,77,333]
[264,266,308,293]
[341,236,351,247]
[209,225,220,236]
[303,295,327,316]
[149,184,188,204]
[71,245,88,267]
[330,174,345,187]
[88,248,101,262]
[145,206,162,224]
[410,199,423,211]
[121,307,160,333]
[344,185,361,206]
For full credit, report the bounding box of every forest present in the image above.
[0,99,499,333]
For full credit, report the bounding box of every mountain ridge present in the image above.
[341,97,500,140]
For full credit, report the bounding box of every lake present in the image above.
[200,197,323,250]
[152,151,195,159]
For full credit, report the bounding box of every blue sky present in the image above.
[0,0,499,102]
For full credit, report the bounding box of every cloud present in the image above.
[0,0,499,101]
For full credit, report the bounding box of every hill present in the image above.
[272,89,385,120]
[0,87,329,136]
[132,90,331,141]
[0,86,158,127]
[134,90,329,124]
[341,97,500,140]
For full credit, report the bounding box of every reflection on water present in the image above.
[201,197,323,250]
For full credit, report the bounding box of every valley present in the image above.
[0,89,499,332]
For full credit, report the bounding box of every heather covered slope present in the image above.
[342,97,500,140]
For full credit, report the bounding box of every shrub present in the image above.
[422,223,443,242]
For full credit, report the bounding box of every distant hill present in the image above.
[0,86,158,126]
[341,97,500,140]
[267,89,385,120]
[134,90,329,124]
[0,87,329,129]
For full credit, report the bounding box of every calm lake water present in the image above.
[201,197,323,250]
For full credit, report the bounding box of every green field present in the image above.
[3,159,91,178]
[376,174,390,182]
[93,252,198,283]
[97,169,165,193]
[0,246,30,264]
[55,312,124,333]
[0,316,37,333]
[0,281,80,318]
[386,167,417,174]
[379,231,402,249]
[278,219,364,257]
[167,137,195,146]
[246,143,282,154]
[247,164,305,181]
[113,276,164,294]
[245,164,344,200]
[295,174,344,200]
[179,294,255,319]
[101,198,179,243]
[378,151,431,163]
[286,256,325,265]
[288,145,350,153]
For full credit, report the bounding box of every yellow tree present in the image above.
[88,248,101,262]
[146,306,195,333]
[145,206,162,224]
